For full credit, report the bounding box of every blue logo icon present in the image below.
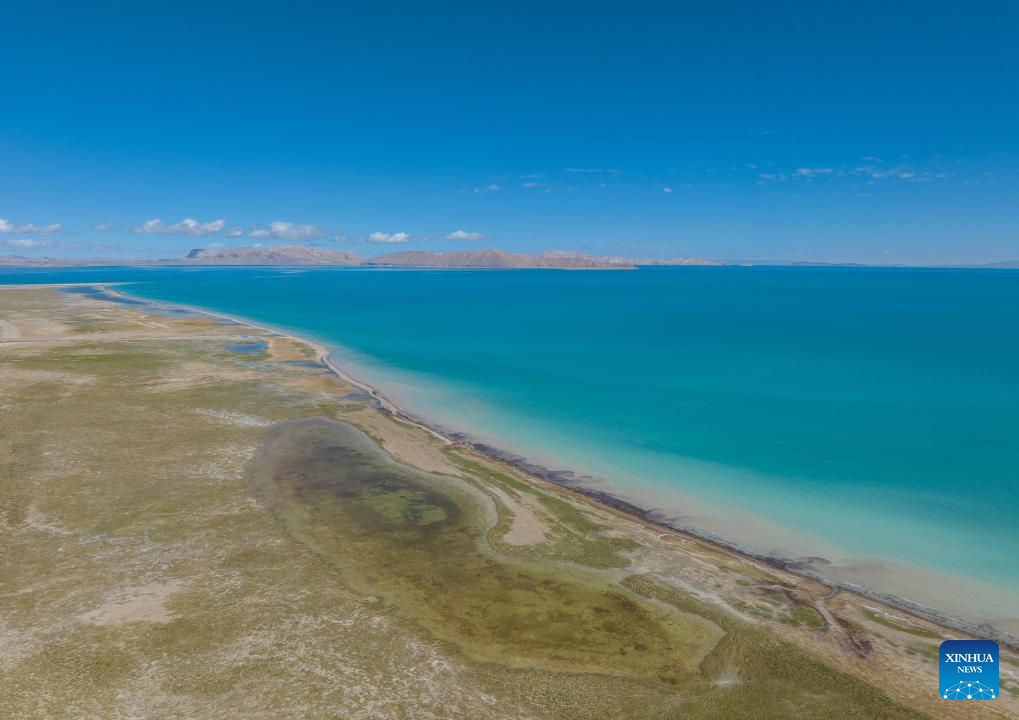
[939,640,998,700]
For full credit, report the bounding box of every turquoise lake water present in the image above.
[4,265,1018,627]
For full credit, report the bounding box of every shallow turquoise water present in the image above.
[4,265,1018,618]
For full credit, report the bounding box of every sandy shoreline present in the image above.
[52,281,1016,650]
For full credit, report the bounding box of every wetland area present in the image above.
[1,285,1016,719]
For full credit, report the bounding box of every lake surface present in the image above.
[4,264,1018,631]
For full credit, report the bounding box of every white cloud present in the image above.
[446,230,484,241]
[128,218,331,241]
[662,186,674,193]
[473,183,499,194]
[132,218,225,236]
[369,231,411,243]
[4,238,48,249]
[850,163,946,181]
[92,223,112,231]
[0,218,61,234]
[521,181,545,188]
[795,167,834,177]
[249,221,323,241]
[756,160,950,185]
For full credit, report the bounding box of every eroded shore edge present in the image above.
[76,281,1016,651]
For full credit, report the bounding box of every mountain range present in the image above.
[5,245,1017,269]
[1,245,723,269]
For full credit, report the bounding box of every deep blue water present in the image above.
[4,265,1018,622]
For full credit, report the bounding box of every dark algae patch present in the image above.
[249,418,924,718]
[250,417,719,685]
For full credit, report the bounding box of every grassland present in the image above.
[1,286,1015,719]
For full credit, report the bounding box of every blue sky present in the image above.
[1,0,1017,263]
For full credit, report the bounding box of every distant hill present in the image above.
[362,248,723,269]
[4,248,1013,269]
[1,245,722,269]
[364,248,639,269]
[636,257,726,266]
[184,245,362,265]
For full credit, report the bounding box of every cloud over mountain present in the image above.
[446,230,484,241]
[250,221,323,241]
[132,218,225,236]
[368,231,411,243]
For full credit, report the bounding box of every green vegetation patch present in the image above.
[251,418,720,686]
[622,575,924,719]
[443,449,640,568]
[783,604,827,629]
